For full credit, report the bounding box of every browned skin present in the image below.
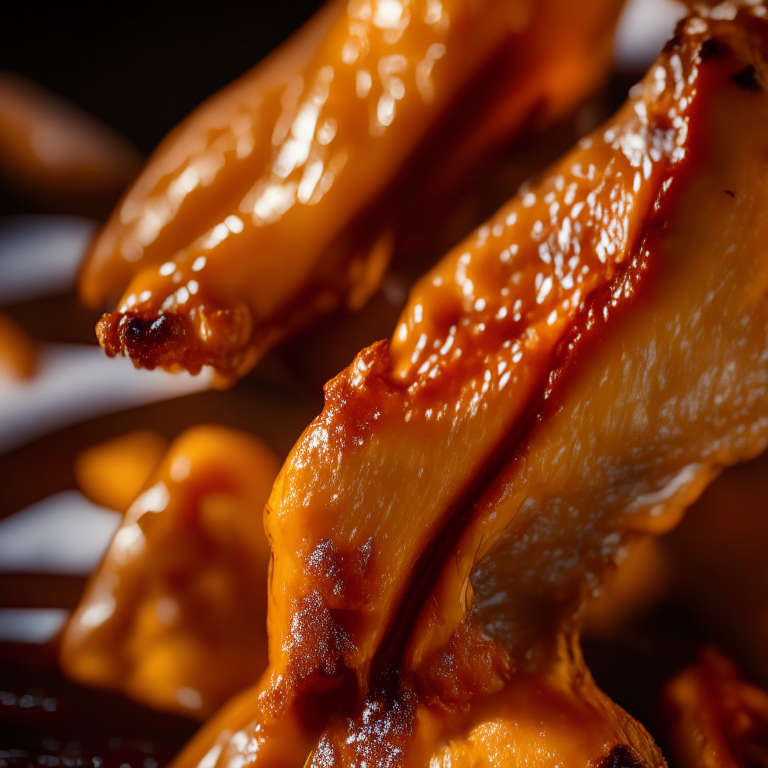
[61,426,280,719]
[167,5,768,767]
[0,72,141,216]
[81,0,624,378]
[662,648,768,768]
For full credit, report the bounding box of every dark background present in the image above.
[0,3,326,155]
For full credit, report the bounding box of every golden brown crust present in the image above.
[172,6,768,766]
[59,3,768,766]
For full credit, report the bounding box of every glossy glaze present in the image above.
[427,666,655,767]
[407,0,768,704]
[169,6,768,766]
[82,0,624,377]
[662,648,768,768]
[256,0,701,718]
[61,426,280,719]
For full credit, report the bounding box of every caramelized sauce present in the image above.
[6,2,767,767]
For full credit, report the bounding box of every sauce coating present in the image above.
[82,0,624,377]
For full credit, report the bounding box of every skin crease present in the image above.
[170,6,768,768]
[60,426,280,720]
[81,0,625,378]
[302,9,768,766]
[661,648,768,768]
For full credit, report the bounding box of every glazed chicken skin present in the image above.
[170,4,768,767]
[81,0,624,378]
[662,648,768,768]
[61,426,280,719]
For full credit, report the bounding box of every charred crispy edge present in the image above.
[96,310,204,373]
[86,4,611,372]
[316,21,716,699]
[95,305,263,378]
[594,745,648,768]
[270,6,763,739]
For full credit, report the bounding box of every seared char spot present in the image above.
[596,745,647,768]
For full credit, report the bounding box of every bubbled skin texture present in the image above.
[81,0,624,378]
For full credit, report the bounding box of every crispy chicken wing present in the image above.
[81,0,624,377]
